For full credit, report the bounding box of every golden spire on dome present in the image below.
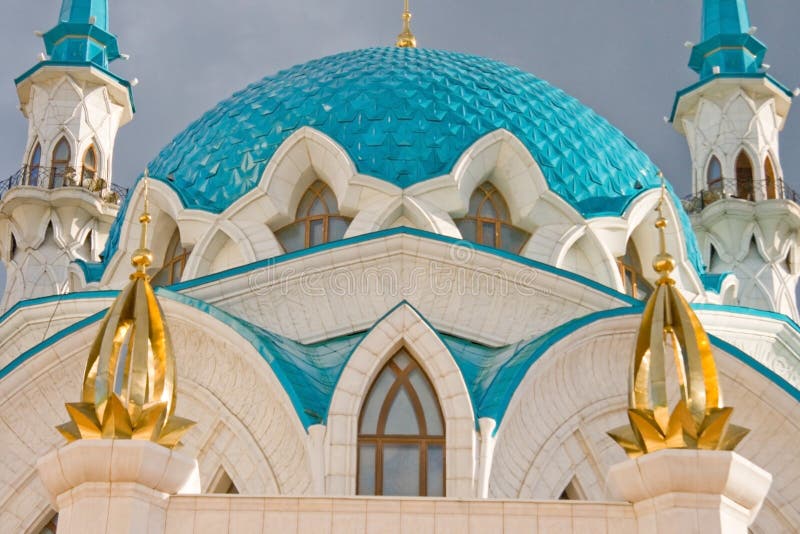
[57,170,195,448]
[396,0,417,48]
[608,172,749,458]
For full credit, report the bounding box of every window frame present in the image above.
[51,138,72,188]
[357,350,446,497]
[455,182,530,253]
[82,144,99,184]
[276,180,351,252]
[28,142,42,186]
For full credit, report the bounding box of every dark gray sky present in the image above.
[0,1,799,292]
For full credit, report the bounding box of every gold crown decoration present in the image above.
[608,173,749,458]
[396,0,417,48]
[57,171,195,448]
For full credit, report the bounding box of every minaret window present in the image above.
[357,349,445,497]
[82,145,98,185]
[706,156,722,191]
[735,151,754,201]
[151,230,189,287]
[454,182,530,254]
[51,138,72,188]
[765,156,778,200]
[28,143,42,187]
[275,180,350,253]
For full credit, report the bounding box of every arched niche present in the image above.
[325,303,476,497]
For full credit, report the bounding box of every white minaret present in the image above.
[672,0,800,320]
[0,0,133,311]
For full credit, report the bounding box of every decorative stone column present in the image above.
[607,449,772,534]
[37,440,199,534]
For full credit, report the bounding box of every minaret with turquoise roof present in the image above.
[689,0,767,79]
[43,0,120,68]
[672,0,800,321]
[0,0,133,312]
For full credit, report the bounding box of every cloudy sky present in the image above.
[0,0,799,292]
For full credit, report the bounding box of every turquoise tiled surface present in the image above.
[91,47,706,277]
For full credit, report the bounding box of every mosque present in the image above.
[0,0,798,532]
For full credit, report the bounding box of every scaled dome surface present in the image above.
[146,47,662,216]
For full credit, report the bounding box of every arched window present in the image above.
[82,145,98,184]
[765,156,778,200]
[735,151,754,201]
[51,138,72,188]
[151,230,189,287]
[454,182,530,253]
[617,240,653,300]
[28,143,42,187]
[706,156,722,191]
[358,349,445,497]
[275,180,350,253]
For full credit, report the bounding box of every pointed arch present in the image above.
[151,228,189,287]
[357,349,446,496]
[81,143,99,186]
[454,182,531,253]
[735,150,754,200]
[27,142,42,187]
[326,303,475,497]
[261,127,359,221]
[764,155,778,200]
[275,180,351,253]
[706,155,722,191]
[51,137,72,189]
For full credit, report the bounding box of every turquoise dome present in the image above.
[146,47,661,215]
[91,47,708,280]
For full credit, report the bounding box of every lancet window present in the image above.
[454,182,530,254]
[276,180,350,253]
[357,349,445,497]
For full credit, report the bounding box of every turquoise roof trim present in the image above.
[691,0,766,79]
[42,0,120,69]
[670,72,792,122]
[2,291,798,434]
[0,290,117,327]
[155,288,365,428]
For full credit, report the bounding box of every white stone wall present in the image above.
[0,188,118,312]
[490,313,800,532]
[676,84,788,197]
[691,200,800,320]
[163,496,636,534]
[18,69,132,183]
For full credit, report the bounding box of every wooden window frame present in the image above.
[357,353,446,497]
[735,151,754,201]
[152,232,190,286]
[276,180,351,252]
[51,138,72,189]
[765,156,778,200]
[456,182,530,253]
[28,142,42,186]
[82,145,99,183]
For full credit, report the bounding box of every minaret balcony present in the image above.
[681,177,800,213]
[0,165,128,204]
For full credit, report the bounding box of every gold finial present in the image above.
[131,169,153,277]
[57,170,195,449]
[652,172,676,278]
[608,171,748,458]
[396,0,417,48]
